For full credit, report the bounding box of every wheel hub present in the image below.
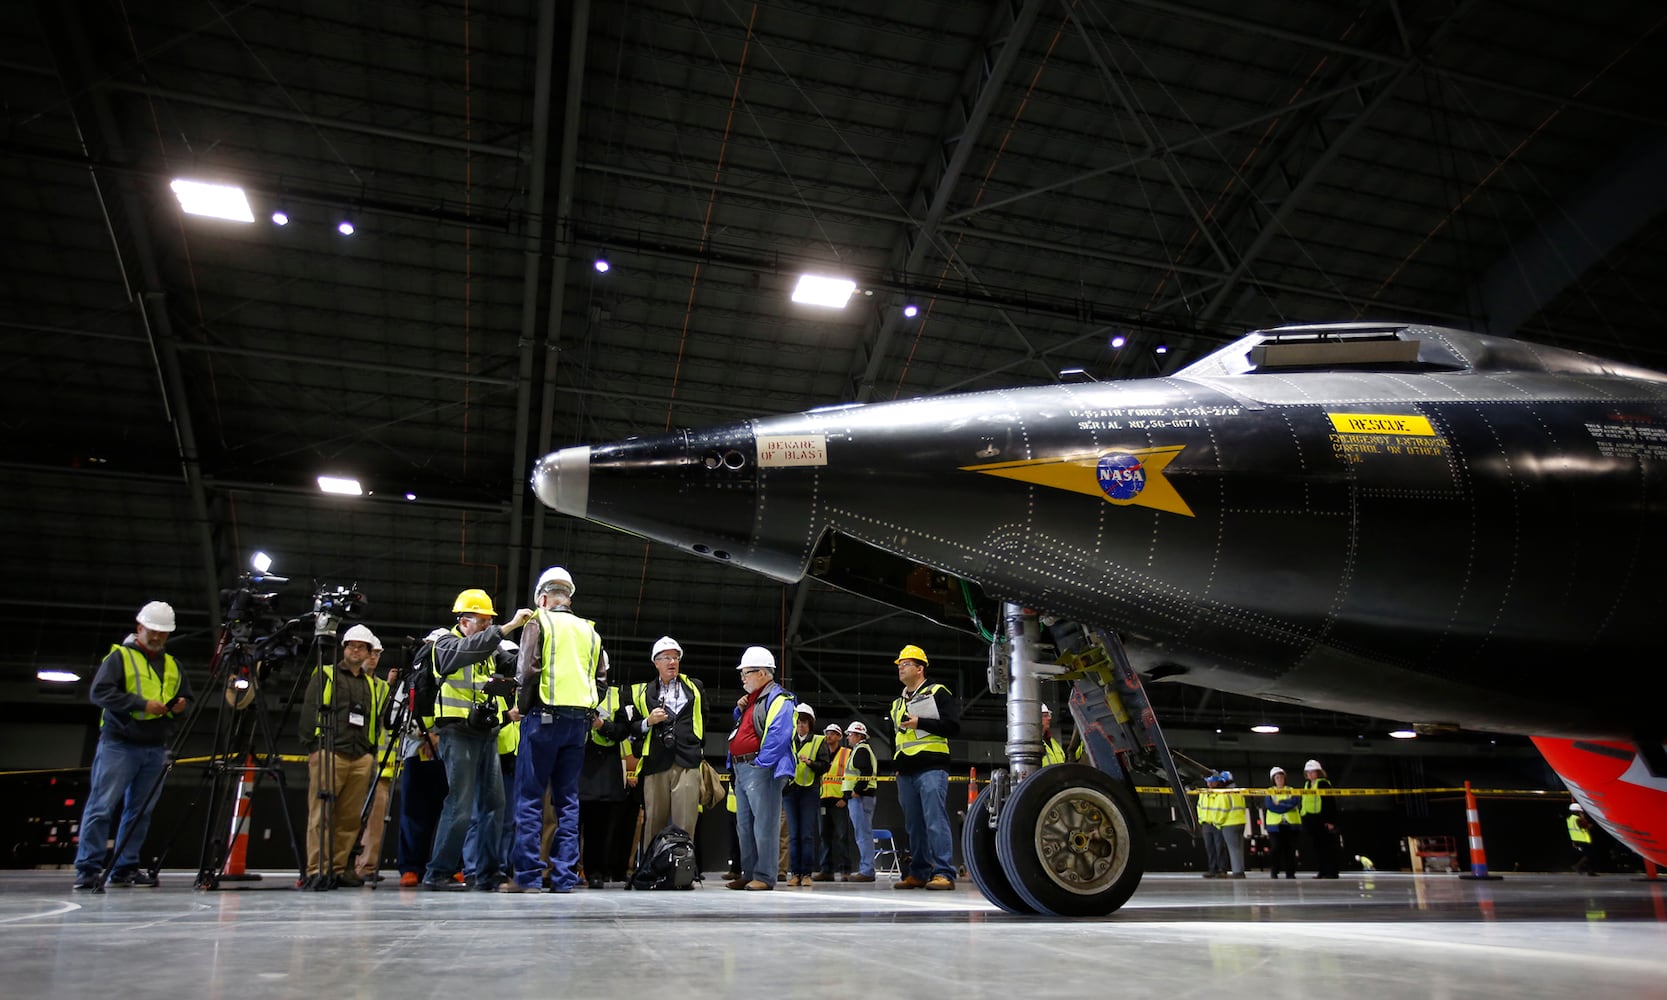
[1033,788,1130,894]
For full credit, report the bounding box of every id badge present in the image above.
[348,710,366,728]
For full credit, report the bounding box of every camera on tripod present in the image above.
[311,584,366,638]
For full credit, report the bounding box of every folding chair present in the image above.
[872,828,902,879]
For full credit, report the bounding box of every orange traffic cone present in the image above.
[220,756,262,881]
[1458,780,1502,881]
[967,766,978,807]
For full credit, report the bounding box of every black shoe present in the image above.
[107,870,136,887]
[73,877,99,892]
[587,877,605,889]
[422,878,468,892]
[473,878,502,892]
[336,873,364,888]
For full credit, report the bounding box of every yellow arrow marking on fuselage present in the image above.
[960,445,1195,517]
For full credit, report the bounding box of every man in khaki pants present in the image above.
[299,624,382,889]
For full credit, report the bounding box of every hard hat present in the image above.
[894,644,929,666]
[136,601,176,632]
[1040,703,1052,715]
[824,722,843,733]
[1219,770,1233,784]
[424,628,450,643]
[847,722,867,736]
[1569,803,1584,813]
[794,703,816,719]
[1269,766,1286,779]
[536,566,575,595]
[737,645,776,672]
[652,636,683,658]
[341,624,382,650]
[452,589,497,615]
[1303,759,1323,772]
[499,639,519,655]
[1204,773,1223,784]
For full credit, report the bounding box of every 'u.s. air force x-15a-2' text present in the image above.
[533,322,1667,915]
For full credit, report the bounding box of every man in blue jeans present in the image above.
[888,644,960,890]
[842,721,879,882]
[74,601,193,890]
[504,567,604,893]
[726,646,796,890]
[421,589,532,891]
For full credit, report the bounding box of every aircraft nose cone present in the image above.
[532,445,590,517]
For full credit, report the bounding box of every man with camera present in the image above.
[503,567,604,893]
[298,623,384,889]
[420,589,532,891]
[73,601,193,890]
[631,636,706,860]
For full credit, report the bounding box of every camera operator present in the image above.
[504,567,604,894]
[73,601,193,890]
[298,624,383,889]
[421,589,532,891]
[354,645,397,882]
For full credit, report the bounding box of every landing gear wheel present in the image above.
[995,764,1147,916]
[962,782,1035,913]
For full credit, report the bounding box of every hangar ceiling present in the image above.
[3,0,1662,744]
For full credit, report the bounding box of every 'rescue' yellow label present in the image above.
[1327,413,1435,436]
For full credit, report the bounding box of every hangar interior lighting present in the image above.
[1388,728,1418,739]
[317,475,363,496]
[791,274,856,308]
[169,179,255,222]
[37,670,80,683]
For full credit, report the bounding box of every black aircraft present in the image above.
[533,322,1667,914]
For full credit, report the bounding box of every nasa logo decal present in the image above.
[1097,453,1145,500]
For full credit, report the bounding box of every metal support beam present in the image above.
[506,0,561,604]
[1461,135,1667,337]
[528,0,592,578]
[848,0,1048,402]
[39,1,222,622]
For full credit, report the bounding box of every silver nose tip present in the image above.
[532,446,591,516]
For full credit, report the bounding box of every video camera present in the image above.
[311,584,366,638]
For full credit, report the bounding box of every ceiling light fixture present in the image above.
[169,179,255,223]
[317,475,363,496]
[1388,728,1418,739]
[1251,724,1280,734]
[902,303,919,318]
[593,257,611,273]
[270,210,290,227]
[337,219,356,236]
[1154,344,1169,355]
[37,669,80,683]
[405,492,417,501]
[791,274,856,308]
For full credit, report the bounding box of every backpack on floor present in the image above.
[632,824,697,890]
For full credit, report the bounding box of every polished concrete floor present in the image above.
[4,870,1665,999]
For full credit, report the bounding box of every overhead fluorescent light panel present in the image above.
[170,179,255,223]
[791,274,856,308]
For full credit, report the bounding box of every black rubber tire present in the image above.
[995,764,1147,916]
[962,782,1035,913]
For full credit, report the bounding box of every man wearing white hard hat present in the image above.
[841,722,879,881]
[74,601,194,890]
[1567,803,1598,875]
[1299,759,1341,878]
[725,646,796,890]
[504,567,604,893]
[298,623,384,888]
[1040,705,1066,766]
[631,635,707,860]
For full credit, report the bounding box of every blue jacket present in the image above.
[730,681,797,780]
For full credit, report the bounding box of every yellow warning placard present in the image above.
[1327,413,1435,436]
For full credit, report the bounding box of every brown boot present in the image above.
[726,878,749,890]
[924,875,954,890]
[745,880,772,891]
[810,871,833,882]
[846,873,875,883]
[892,875,927,890]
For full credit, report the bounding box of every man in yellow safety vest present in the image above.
[889,644,959,890]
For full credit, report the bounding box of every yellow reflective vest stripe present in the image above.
[1567,814,1592,844]
[632,677,704,762]
[1218,792,1247,826]
[1266,790,1300,826]
[821,745,850,798]
[890,683,950,757]
[535,608,601,709]
[1301,778,1330,815]
[841,742,877,795]
[109,645,181,722]
[434,628,493,719]
[314,664,382,748]
[1041,738,1065,766]
[1196,790,1221,826]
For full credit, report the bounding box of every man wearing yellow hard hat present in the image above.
[419,588,533,891]
[889,644,960,890]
